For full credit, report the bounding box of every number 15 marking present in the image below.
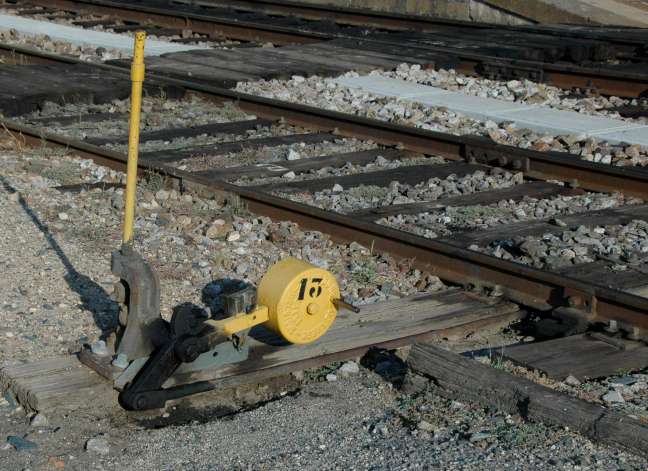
[298,278,323,300]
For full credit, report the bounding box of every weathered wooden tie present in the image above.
[1,290,519,412]
[408,342,648,457]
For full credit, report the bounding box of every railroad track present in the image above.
[5,0,648,97]
[1,9,648,459]
[0,38,646,347]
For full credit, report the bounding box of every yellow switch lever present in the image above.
[122,31,146,245]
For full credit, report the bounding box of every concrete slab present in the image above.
[414,92,528,122]
[334,75,648,146]
[335,75,449,99]
[0,14,208,56]
[495,108,647,137]
[596,126,648,146]
[336,75,527,121]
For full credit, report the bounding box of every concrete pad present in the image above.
[595,126,648,146]
[336,75,527,122]
[495,108,645,137]
[0,14,208,56]
[414,92,529,122]
[334,75,648,146]
[335,75,449,99]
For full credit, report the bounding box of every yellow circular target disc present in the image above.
[257,258,340,344]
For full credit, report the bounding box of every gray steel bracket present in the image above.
[111,246,165,361]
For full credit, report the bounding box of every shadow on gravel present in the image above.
[0,175,118,337]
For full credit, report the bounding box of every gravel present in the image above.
[478,354,648,425]
[233,154,445,186]
[383,64,639,122]
[4,365,644,470]
[380,191,639,239]
[100,372,648,470]
[18,96,254,141]
[0,140,446,362]
[172,137,377,172]
[277,169,524,214]
[0,7,241,59]
[0,27,128,62]
[85,436,110,455]
[2,99,647,469]
[236,67,648,167]
[473,219,648,271]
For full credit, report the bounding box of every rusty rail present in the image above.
[4,117,648,336]
[24,0,648,97]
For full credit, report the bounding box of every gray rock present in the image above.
[90,340,109,356]
[85,437,110,455]
[7,435,38,451]
[401,372,429,395]
[417,420,434,433]
[227,231,241,242]
[550,217,567,227]
[469,431,494,443]
[564,375,581,387]
[30,413,48,427]
[374,155,389,166]
[602,390,625,403]
[519,240,547,258]
[3,390,18,410]
[286,149,301,161]
[111,194,124,210]
[112,353,129,369]
[610,376,637,386]
[332,183,344,193]
[372,423,389,437]
[337,361,360,377]
[282,171,296,180]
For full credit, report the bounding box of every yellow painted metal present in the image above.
[122,31,146,244]
[208,305,270,337]
[257,258,340,344]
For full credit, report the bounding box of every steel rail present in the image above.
[3,40,647,200]
[3,43,648,332]
[25,0,648,97]
[176,0,648,47]
[3,117,648,334]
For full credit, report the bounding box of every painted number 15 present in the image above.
[298,278,323,300]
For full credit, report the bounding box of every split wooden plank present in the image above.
[555,260,648,292]
[166,290,521,388]
[268,44,404,73]
[27,111,128,126]
[193,148,416,181]
[408,342,648,457]
[72,19,117,28]
[0,64,181,116]
[142,132,337,163]
[0,355,113,412]
[330,38,460,70]
[442,204,648,247]
[257,162,487,194]
[1,290,519,412]
[160,48,343,80]
[501,334,648,381]
[85,118,274,146]
[108,56,258,88]
[347,182,583,221]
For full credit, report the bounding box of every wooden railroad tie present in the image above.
[0,290,520,413]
